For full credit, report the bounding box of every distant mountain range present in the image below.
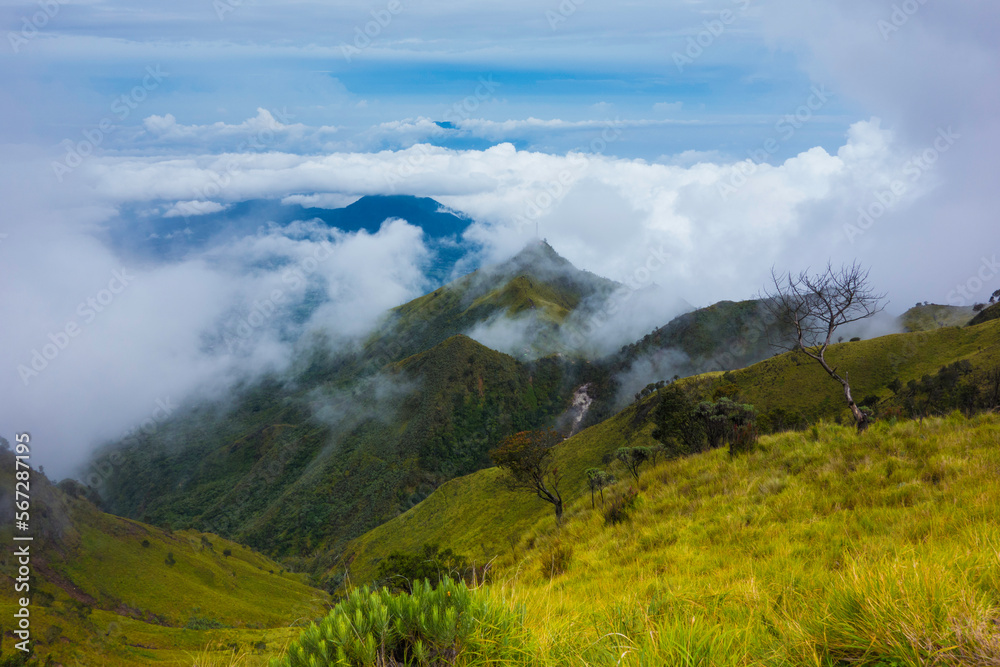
[104,194,474,281]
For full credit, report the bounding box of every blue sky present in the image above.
[1,0,863,160]
[1,0,999,476]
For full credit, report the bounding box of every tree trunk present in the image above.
[840,375,869,433]
[554,499,564,525]
[814,353,870,433]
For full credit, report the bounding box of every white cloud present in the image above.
[132,108,340,153]
[162,200,227,217]
[70,117,928,311]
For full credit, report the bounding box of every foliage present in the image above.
[585,468,614,508]
[539,542,573,580]
[650,383,704,457]
[375,544,469,593]
[891,361,1000,418]
[268,578,534,667]
[345,318,1000,587]
[614,447,651,481]
[491,429,565,524]
[693,398,758,455]
[899,304,976,332]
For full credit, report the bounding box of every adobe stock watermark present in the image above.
[511,119,624,237]
[220,240,335,352]
[7,0,70,54]
[17,269,135,386]
[51,65,169,182]
[947,255,999,307]
[339,0,403,63]
[877,0,931,41]
[82,397,177,489]
[546,0,585,30]
[561,243,671,354]
[188,107,294,202]
[213,0,243,21]
[441,75,500,125]
[672,0,752,73]
[844,126,959,244]
[718,84,832,201]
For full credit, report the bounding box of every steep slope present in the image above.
[494,416,1000,666]
[92,242,622,573]
[339,318,1000,583]
[364,240,621,364]
[0,445,327,665]
[95,335,582,574]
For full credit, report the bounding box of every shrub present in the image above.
[603,487,638,526]
[615,446,651,481]
[164,552,176,567]
[376,544,469,593]
[729,421,759,457]
[269,577,533,667]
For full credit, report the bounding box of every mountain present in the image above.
[89,243,619,575]
[364,240,621,364]
[105,194,473,280]
[0,443,327,666]
[338,316,1000,584]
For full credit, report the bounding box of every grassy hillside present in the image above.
[899,303,975,331]
[695,316,1000,425]
[0,447,328,665]
[340,318,1000,584]
[485,414,1000,666]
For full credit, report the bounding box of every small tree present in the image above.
[615,446,651,481]
[761,261,887,432]
[693,398,758,454]
[651,383,704,456]
[491,429,565,524]
[585,468,614,508]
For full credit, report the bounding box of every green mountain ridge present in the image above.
[338,316,1000,584]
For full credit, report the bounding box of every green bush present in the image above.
[375,544,469,593]
[269,577,534,667]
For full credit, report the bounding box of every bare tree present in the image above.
[760,262,887,432]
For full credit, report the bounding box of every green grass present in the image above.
[486,414,1000,666]
[340,318,1000,585]
[0,453,328,666]
[696,317,1000,423]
